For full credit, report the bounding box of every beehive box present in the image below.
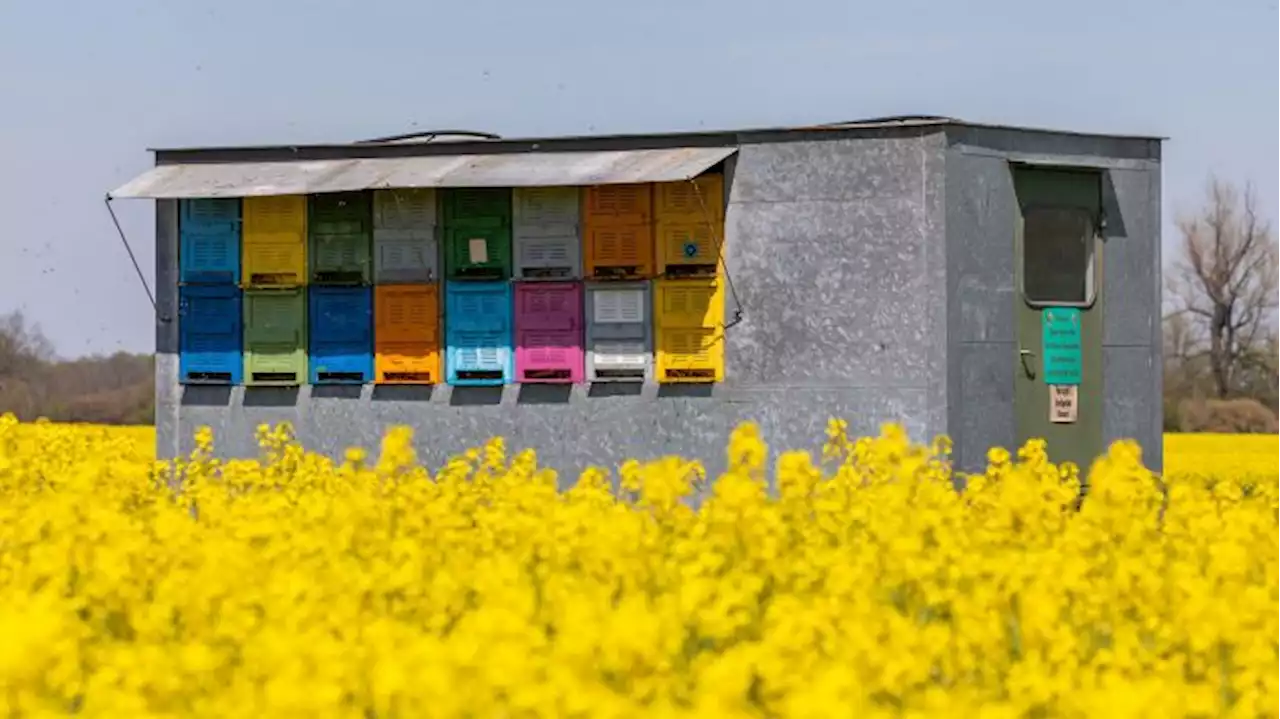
[583,184,653,280]
[308,286,373,384]
[653,175,724,277]
[242,196,307,287]
[243,287,307,385]
[513,187,581,279]
[654,278,725,383]
[179,198,241,285]
[374,284,440,384]
[178,284,242,384]
[308,192,372,285]
[373,189,439,284]
[585,281,652,382]
[444,281,513,385]
[514,282,582,383]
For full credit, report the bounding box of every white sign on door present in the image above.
[1049,384,1079,423]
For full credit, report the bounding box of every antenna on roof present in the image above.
[356,130,502,144]
[817,115,956,128]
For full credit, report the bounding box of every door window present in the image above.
[1022,206,1094,306]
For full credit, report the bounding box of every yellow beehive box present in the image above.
[242,195,307,287]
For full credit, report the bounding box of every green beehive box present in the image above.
[443,224,512,280]
[243,288,308,386]
[308,192,372,285]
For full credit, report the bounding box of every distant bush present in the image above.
[1178,397,1279,433]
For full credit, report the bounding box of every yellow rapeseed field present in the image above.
[0,414,1275,718]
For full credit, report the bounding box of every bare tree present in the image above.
[0,310,54,375]
[1166,175,1279,399]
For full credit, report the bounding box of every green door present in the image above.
[1012,166,1105,486]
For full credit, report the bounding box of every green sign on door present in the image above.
[1042,308,1082,385]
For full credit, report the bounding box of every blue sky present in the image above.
[0,0,1275,356]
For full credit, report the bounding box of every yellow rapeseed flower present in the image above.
[0,413,1274,717]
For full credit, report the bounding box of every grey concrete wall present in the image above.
[157,130,952,483]
[943,151,1019,474]
[1100,166,1163,472]
[943,127,1163,473]
[155,199,182,462]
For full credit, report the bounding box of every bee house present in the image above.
[115,115,1164,479]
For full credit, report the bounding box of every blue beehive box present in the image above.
[179,284,242,384]
[308,286,373,384]
[179,198,241,285]
[445,281,513,386]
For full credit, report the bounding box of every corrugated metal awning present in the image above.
[109,147,737,199]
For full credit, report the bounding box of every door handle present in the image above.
[1019,348,1036,379]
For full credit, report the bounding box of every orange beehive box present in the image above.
[583,183,654,280]
[374,284,440,384]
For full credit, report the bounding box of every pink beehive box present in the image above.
[515,282,584,383]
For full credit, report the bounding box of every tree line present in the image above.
[0,312,153,425]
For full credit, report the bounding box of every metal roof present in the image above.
[109,115,1162,199]
[109,146,738,199]
[141,115,1163,156]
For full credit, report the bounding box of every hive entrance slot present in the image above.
[249,272,300,286]
[314,271,364,284]
[663,264,718,279]
[453,267,504,280]
[317,371,366,383]
[595,368,645,380]
[251,372,299,384]
[186,371,233,384]
[457,370,504,381]
[523,369,571,381]
[591,266,641,280]
[666,369,715,380]
[520,266,572,279]
[385,371,433,383]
